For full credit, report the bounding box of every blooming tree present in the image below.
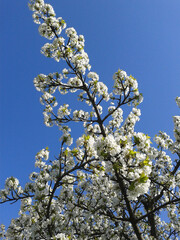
[0,0,180,239]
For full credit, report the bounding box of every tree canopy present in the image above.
[0,0,180,239]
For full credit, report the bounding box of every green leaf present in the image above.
[100,151,108,158]
[71,148,78,156]
[140,156,151,167]
[129,181,136,191]
[138,172,148,183]
[113,162,122,170]
[83,134,90,141]
[120,139,127,147]
[128,150,136,157]
[64,149,69,157]
[134,136,140,145]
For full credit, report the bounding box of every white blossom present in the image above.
[176,96,180,108]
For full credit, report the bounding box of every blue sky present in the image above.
[0,0,180,227]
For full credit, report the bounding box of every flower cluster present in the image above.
[112,69,143,106]
[29,0,66,39]
[176,96,180,108]
[173,116,180,141]
[154,131,173,150]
